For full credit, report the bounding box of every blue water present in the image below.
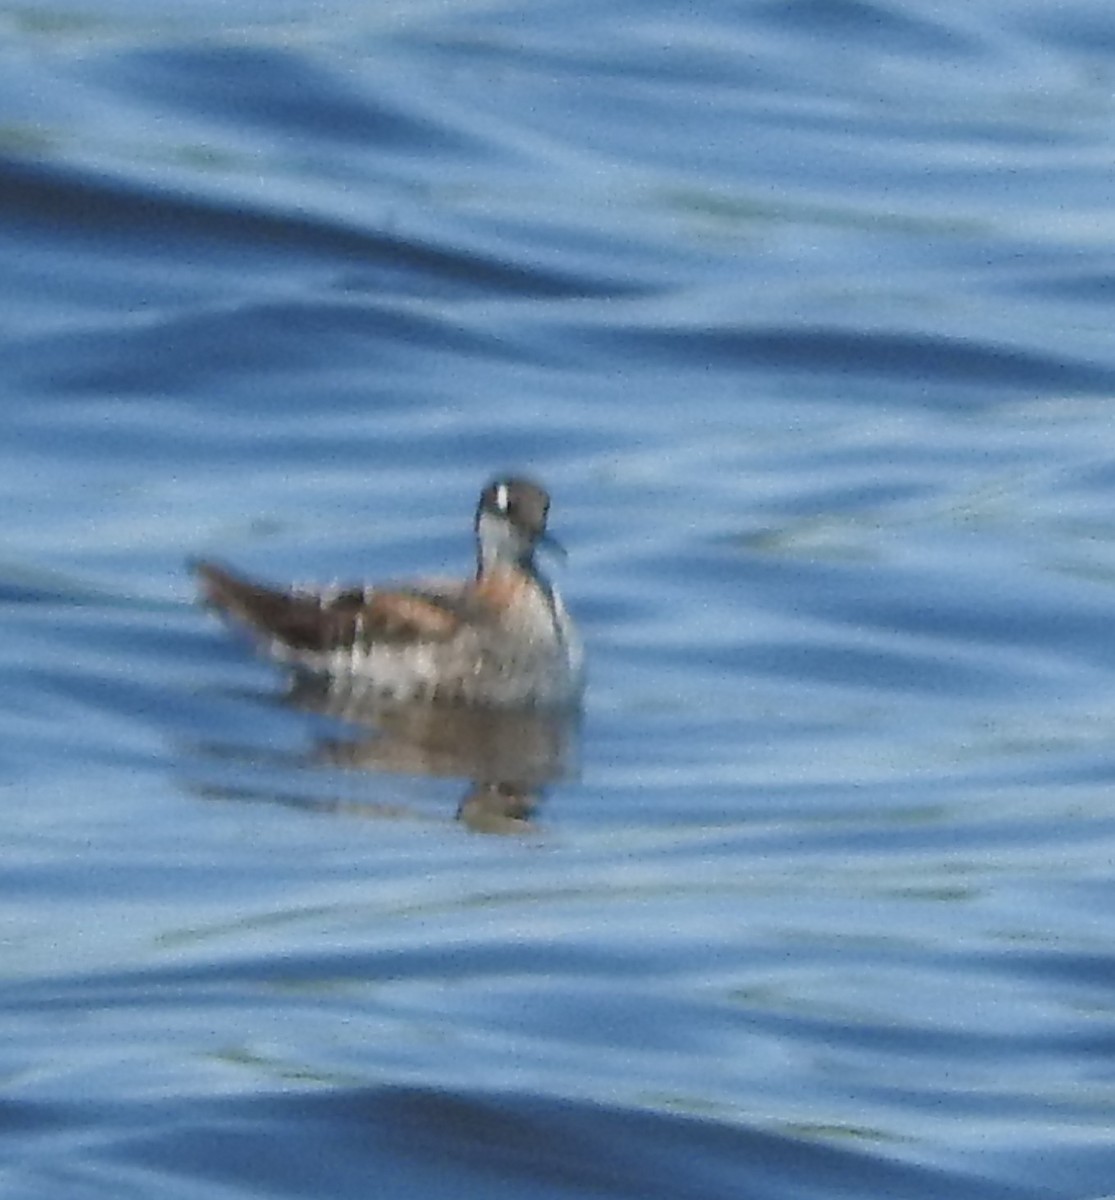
[6,1,1115,1196]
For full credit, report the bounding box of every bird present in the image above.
[192,476,583,708]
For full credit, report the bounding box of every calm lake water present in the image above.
[6,1,1115,1197]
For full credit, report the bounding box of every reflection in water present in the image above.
[288,674,580,833]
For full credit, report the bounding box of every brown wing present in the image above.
[359,590,463,640]
[192,560,468,653]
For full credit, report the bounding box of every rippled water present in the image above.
[6,1,1115,1197]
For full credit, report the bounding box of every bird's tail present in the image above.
[190,559,330,650]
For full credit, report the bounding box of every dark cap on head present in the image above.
[478,477,551,539]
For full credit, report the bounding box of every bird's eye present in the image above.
[495,483,509,512]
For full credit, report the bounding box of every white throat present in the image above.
[476,510,536,575]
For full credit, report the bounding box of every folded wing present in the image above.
[193,560,468,652]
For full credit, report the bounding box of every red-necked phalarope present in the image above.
[193,477,583,708]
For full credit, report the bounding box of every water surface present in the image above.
[5,2,1115,1197]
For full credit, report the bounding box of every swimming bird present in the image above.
[193,477,583,708]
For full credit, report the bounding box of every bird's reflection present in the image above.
[287,674,580,833]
